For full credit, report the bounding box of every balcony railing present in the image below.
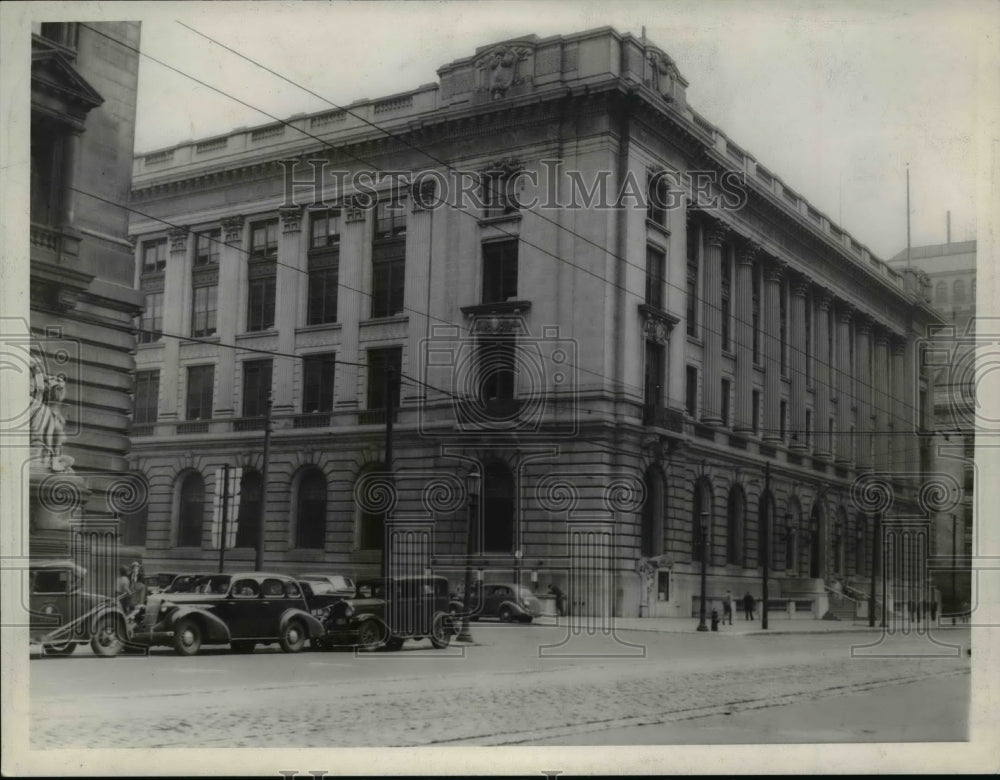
[358,408,399,426]
[130,423,154,437]
[642,404,684,432]
[176,421,209,434]
[293,413,331,428]
[233,417,266,432]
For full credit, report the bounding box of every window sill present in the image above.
[478,212,522,228]
[360,314,408,327]
[461,300,532,317]
[236,329,279,340]
[645,218,671,238]
[295,322,342,334]
[187,334,220,344]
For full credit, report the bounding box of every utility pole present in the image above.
[381,365,395,580]
[255,393,272,570]
[869,509,880,627]
[761,461,770,630]
[696,511,709,631]
[218,463,230,573]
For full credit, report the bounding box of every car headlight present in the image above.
[343,604,354,618]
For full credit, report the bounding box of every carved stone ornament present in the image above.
[169,227,189,253]
[344,197,367,223]
[642,317,671,345]
[645,51,676,102]
[279,206,303,234]
[476,45,531,100]
[222,215,245,245]
[469,316,526,336]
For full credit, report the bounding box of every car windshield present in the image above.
[302,575,353,593]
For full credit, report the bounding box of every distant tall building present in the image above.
[29,22,143,556]
[887,240,976,616]
[128,28,941,618]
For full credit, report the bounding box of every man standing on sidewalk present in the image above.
[743,591,755,620]
[723,590,734,625]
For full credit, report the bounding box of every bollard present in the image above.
[711,609,719,632]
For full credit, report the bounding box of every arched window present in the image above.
[757,490,776,570]
[726,485,744,566]
[296,468,326,549]
[235,469,262,548]
[641,466,664,558]
[809,501,823,579]
[953,279,965,303]
[834,508,847,576]
[120,473,149,547]
[178,471,206,547]
[935,281,948,303]
[785,498,801,574]
[483,461,515,553]
[357,463,385,551]
[692,478,712,563]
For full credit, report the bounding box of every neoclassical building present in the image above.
[127,27,940,617]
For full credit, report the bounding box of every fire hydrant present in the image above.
[711,609,720,631]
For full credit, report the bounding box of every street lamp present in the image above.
[697,511,709,632]
[457,469,480,643]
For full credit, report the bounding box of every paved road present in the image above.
[28,623,970,748]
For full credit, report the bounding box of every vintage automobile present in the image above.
[321,575,456,651]
[132,572,324,656]
[28,559,131,657]
[298,573,355,597]
[452,582,548,623]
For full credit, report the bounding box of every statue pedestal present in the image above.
[29,463,91,559]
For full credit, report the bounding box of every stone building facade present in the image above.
[29,21,143,557]
[127,28,940,617]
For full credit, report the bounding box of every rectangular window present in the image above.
[686,225,699,337]
[134,370,160,424]
[478,336,516,401]
[142,238,167,274]
[482,171,518,218]
[307,263,339,325]
[302,353,335,413]
[242,359,273,418]
[646,171,667,226]
[805,409,812,448]
[366,347,402,410]
[721,251,732,350]
[374,197,407,240]
[829,417,835,454]
[249,218,279,260]
[310,209,341,249]
[371,198,406,318]
[195,229,221,266]
[139,291,163,344]
[483,240,519,304]
[752,389,761,435]
[191,284,218,337]
[645,246,666,310]
[247,275,276,331]
[644,341,664,408]
[780,399,787,441]
[186,365,214,420]
[685,366,698,418]
[721,378,731,428]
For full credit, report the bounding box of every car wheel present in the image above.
[279,619,307,653]
[498,605,514,623]
[172,618,202,656]
[230,640,256,654]
[91,617,125,657]
[384,636,405,651]
[430,613,452,649]
[43,641,77,656]
[356,619,384,651]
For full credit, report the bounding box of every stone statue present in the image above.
[29,354,73,472]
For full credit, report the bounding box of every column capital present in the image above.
[736,242,761,266]
[222,215,245,246]
[835,301,855,324]
[763,258,786,283]
[890,335,907,356]
[344,196,367,223]
[873,327,891,348]
[168,227,189,253]
[704,221,728,248]
[279,205,304,234]
[855,313,873,336]
[813,287,834,311]
[790,274,811,297]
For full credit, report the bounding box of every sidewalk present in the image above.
[601,616,968,636]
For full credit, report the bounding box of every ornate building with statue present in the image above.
[28,21,143,557]
[127,27,942,618]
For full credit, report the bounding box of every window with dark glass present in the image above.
[752,266,761,362]
[142,238,167,273]
[186,364,214,420]
[644,341,664,409]
[721,251,732,350]
[308,210,340,325]
[242,359,272,418]
[752,389,761,435]
[685,365,698,418]
[483,240,519,303]
[366,347,402,410]
[483,461,515,553]
[191,283,218,337]
[195,229,221,265]
[482,170,519,218]
[247,273,276,331]
[178,471,206,547]
[646,246,666,310]
[805,294,813,383]
[805,409,812,448]
[296,469,326,549]
[302,353,335,413]
[641,466,664,558]
[249,218,279,260]
[371,199,406,319]
[726,486,743,566]
[646,171,668,226]
[235,470,262,548]
[780,279,788,374]
[357,464,385,550]
[139,291,163,344]
[692,480,710,564]
[478,335,516,402]
[721,378,731,428]
[780,399,787,441]
[30,123,63,226]
[134,370,159,425]
[686,225,699,337]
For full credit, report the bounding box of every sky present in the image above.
[109,0,995,263]
[7,1,996,262]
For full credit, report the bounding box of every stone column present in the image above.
[872,329,891,470]
[789,275,809,450]
[734,242,758,433]
[336,200,367,408]
[891,337,909,474]
[157,227,189,422]
[273,207,304,415]
[855,316,873,471]
[835,302,854,465]
[406,193,433,409]
[813,288,833,458]
[762,259,784,441]
[214,215,245,418]
[700,221,725,425]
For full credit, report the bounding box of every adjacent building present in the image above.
[29,21,143,557]
[127,28,941,617]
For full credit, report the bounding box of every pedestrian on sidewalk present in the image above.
[723,590,733,625]
[742,591,755,621]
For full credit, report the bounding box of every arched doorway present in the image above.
[809,500,826,579]
[726,485,745,566]
[641,465,664,558]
